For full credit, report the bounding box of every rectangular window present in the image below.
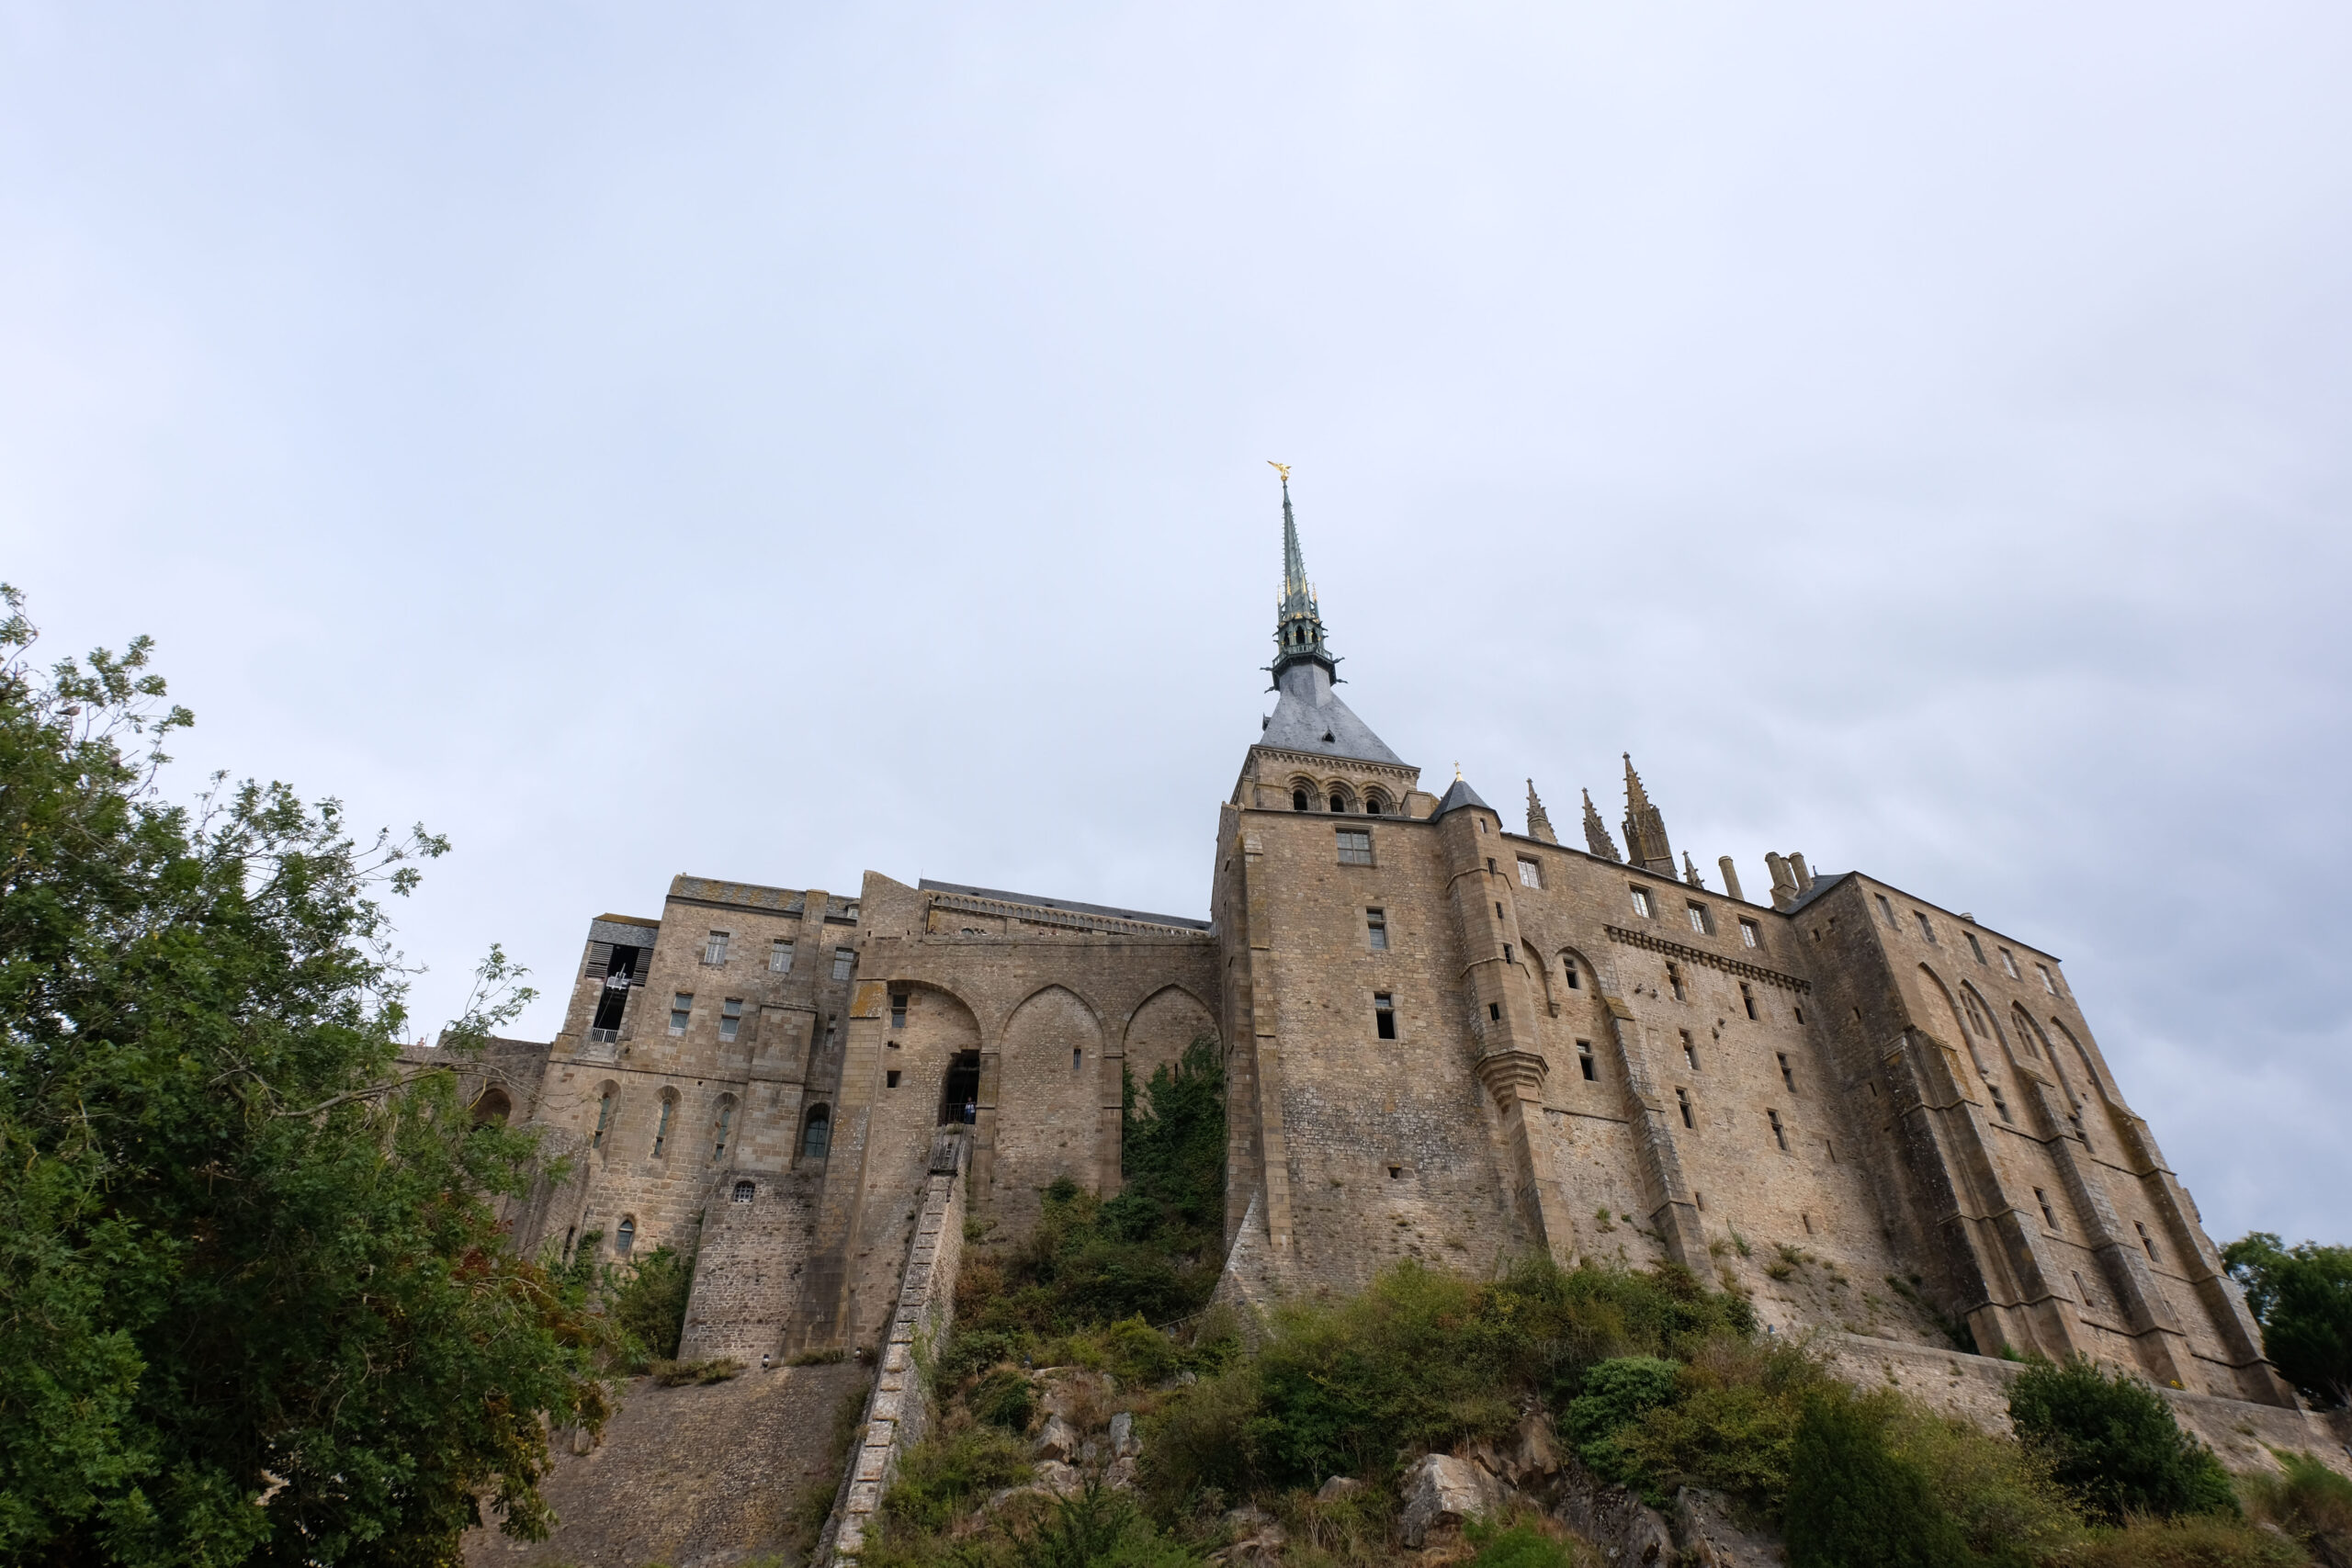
[2037,963,2057,995]
[1777,1052,1795,1090]
[1337,829,1374,865]
[1630,886,1653,919]
[2000,947,2019,978]
[770,939,795,974]
[889,991,908,1028]
[1875,892,1896,926]
[1990,1085,2013,1122]
[2035,1188,2056,1226]
[1687,903,1713,935]
[1374,993,1396,1040]
[704,931,729,965]
[1518,857,1543,888]
[831,947,854,981]
[1768,1109,1788,1150]
[1366,908,1388,950]
[669,993,693,1034]
[1965,931,1987,964]
[1915,911,1936,943]
[1680,1030,1698,1070]
[1072,1047,1083,1070]
[1676,1088,1695,1129]
[2135,1221,2160,1261]
[719,998,743,1042]
[886,1068,901,1088]
[1740,982,1758,1020]
[1487,1001,1501,1021]
[1577,1039,1597,1081]
[1668,963,1685,1000]
[1739,918,1759,948]
[1503,943,1514,964]
[1563,956,1580,989]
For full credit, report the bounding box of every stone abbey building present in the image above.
[469,479,2293,1414]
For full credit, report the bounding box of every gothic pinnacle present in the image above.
[1581,788,1623,862]
[1526,781,1558,845]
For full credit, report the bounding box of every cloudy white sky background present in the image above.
[5,4,2347,1245]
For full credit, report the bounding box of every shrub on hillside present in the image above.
[2007,1357,2236,1524]
[1781,1387,1973,1568]
[2245,1450,2352,1568]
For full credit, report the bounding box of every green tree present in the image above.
[2224,1231,2352,1408]
[1781,1389,1973,1568]
[2007,1356,2236,1524]
[0,588,606,1566]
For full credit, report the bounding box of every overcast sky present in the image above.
[5,3,2347,1246]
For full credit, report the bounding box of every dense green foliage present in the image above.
[2225,1232,2352,1408]
[605,1243,695,1369]
[2007,1356,2238,1524]
[1781,1390,1973,1568]
[2245,1452,2352,1568]
[0,590,605,1566]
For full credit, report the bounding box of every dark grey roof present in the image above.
[1432,777,1493,818]
[918,880,1209,931]
[1256,660,1405,767]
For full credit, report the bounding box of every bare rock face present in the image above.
[1032,1459,1084,1498]
[1674,1488,1785,1567]
[1210,1506,1286,1566]
[1315,1475,1363,1501]
[1034,1414,1081,1462]
[1109,1410,1141,1459]
[1397,1452,1502,1547]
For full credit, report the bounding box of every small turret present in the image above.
[1621,754,1677,876]
[1526,781,1558,845]
[1581,789,1623,862]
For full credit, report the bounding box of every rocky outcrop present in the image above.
[1397,1453,1503,1547]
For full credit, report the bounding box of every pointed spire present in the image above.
[1621,753,1677,875]
[1683,852,1705,888]
[1581,788,1623,862]
[1526,781,1557,845]
[1267,463,1335,681]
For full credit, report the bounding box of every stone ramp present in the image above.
[463,1359,867,1568]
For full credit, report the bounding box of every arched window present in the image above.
[1329,792,1346,813]
[801,1103,832,1160]
[712,1094,737,1161]
[1292,789,1309,812]
[732,1179,756,1203]
[615,1215,636,1257]
[592,1084,617,1149]
[1363,792,1386,816]
[470,1086,512,1126]
[651,1089,677,1158]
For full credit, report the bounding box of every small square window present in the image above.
[1366,908,1388,950]
[669,993,693,1034]
[1577,1039,1597,1080]
[1915,911,1936,943]
[732,1179,756,1203]
[1739,919,1759,949]
[1630,886,1653,919]
[2036,963,2057,996]
[1518,857,1543,888]
[1374,993,1396,1040]
[704,931,730,965]
[1687,903,1712,935]
[1337,829,1374,865]
[719,998,743,1042]
[770,939,795,974]
[885,1068,901,1089]
[831,947,854,982]
[1874,892,1896,926]
[1999,947,2020,979]
[1965,931,1986,964]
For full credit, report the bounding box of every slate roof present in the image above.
[1431,776,1493,818]
[1256,660,1406,768]
[917,880,1210,931]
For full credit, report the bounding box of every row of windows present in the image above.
[1873,895,2058,994]
[590,1084,738,1162]
[696,931,856,981]
[1292,782,1394,815]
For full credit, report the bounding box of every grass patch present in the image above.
[644,1355,743,1386]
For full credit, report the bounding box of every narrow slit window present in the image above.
[1680,1030,1698,1070]
[1563,956,1580,989]
[1740,982,1758,1021]
[1668,963,1685,1001]
[770,938,795,974]
[2135,1221,2159,1261]
[1502,943,1514,964]
[719,998,743,1042]
[1999,947,2020,979]
[831,946,854,981]
[1966,931,1987,964]
[712,1099,733,1160]
[1990,1085,2013,1122]
[1915,911,1937,943]
[1337,829,1374,865]
[1072,1047,1083,1071]
[1374,993,1396,1040]
[1577,1039,1597,1081]
[1366,908,1388,950]
[1676,1088,1695,1129]
[670,993,693,1034]
[1768,1108,1788,1150]
[651,1094,673,1157]
[704,931,729,965]
[1777,1052,1795,1090]
[1875,892,1896,926]
[1487,1001,1501,1021]
[1495,901,1504,919]
[592,1088,615,1149]
[1739,918,1759,949]
[2037,963,2058,995]
[2035,1188,2056,1226]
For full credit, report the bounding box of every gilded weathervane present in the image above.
[1268,460,1291,483]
